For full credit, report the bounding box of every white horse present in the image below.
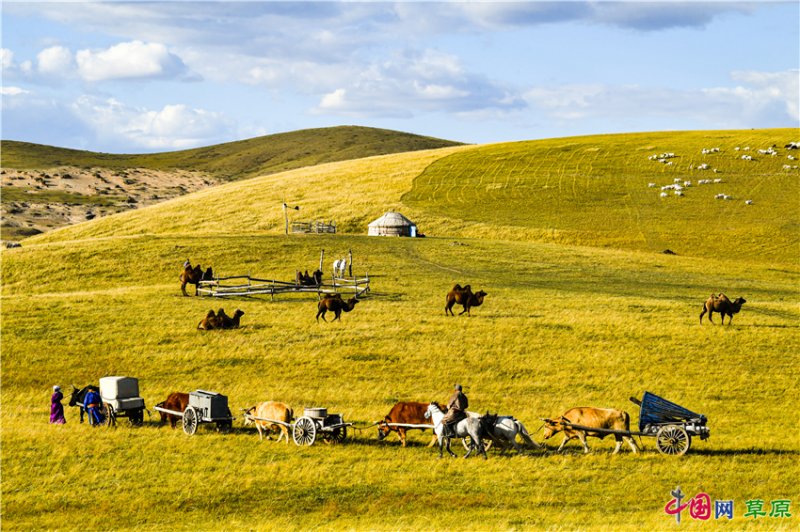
[425,403,487,459]
[478,413,542,454]
[332,258,347,279]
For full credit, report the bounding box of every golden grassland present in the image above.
[2,129,799,530]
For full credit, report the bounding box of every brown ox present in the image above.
[316,295,359,322]
[243,401,294,442]
[378,401,437,447]
[445,284,487,316]
[541,407,639,454]
[156,392,189,429]
[700,293,746,325]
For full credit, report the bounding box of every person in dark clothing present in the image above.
[83,386,104,426]
[441,384,468,437]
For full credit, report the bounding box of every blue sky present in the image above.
[1,1,798,152]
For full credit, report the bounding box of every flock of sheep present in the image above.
[647,141,800,204]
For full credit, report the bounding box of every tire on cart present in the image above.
[129,408,144,426]
[323,426,347,444]
[655,425,691,456]
[461,436,493,452]
[103,404,116,427]
[183,406,199,435]
[293,416,316,446]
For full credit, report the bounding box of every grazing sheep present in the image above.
[713,178,722,183]
[674,190,684,196]
[697,163,710,170]
[660,192,668,198]
[648,182,657,188]
[745,200,753,205]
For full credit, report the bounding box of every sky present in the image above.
[1,1,798,153]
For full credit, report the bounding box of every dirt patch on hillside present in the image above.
[1,166,217,241]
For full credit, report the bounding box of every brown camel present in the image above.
[445,284,487,316]
[700,293,746,324]
[316,295,359,322]
[180,264,213,296]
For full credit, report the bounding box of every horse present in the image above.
[180,264,213,296]
[479,413,542,454]
[424,402,487,459]
[69,384,95,423]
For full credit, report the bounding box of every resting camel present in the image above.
[296,269,323,287]
[180,264,213,296]
[316,294,359,322]
[445,284,488,316]
[700,293,746,325]
[197,308,244,330]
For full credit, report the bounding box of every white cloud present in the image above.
[75,40,191,82]
[1,48,14,70]
[524,69,800,128]
[71,95,235,150]
[1,86,30,96]
[316,50,525,117]
[37,46,74,77]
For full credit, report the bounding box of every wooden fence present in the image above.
[291,221,336,234]
[197,274,369,300]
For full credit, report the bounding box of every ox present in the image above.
[156,392,189,429]
[541,407,639,454]
[243,401,294,443]
[377,401,437,447]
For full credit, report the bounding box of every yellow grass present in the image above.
[3,129,799,530]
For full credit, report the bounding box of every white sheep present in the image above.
[715,194,724,200]
[648,183,657,188]
[683,181,692,187]
[713,178,723,183]
[723,195,733,201]
[674,178,683,183]
[660,192,668,198]
[697,163,710,170]
[674,190,684,196]
[745,200,753,205]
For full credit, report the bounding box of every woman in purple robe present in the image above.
[50,385,66,424]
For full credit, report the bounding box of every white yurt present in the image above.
[368,211,418,237]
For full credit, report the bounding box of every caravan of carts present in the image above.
[86,375,710,455]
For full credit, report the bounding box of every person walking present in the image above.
[50,385,66,424]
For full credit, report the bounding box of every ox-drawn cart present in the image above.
[243,407,352,446]
[153,390,235,435]
[563,391,710,456]
[99,376,147,427]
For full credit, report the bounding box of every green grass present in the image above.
[2,129,799,530]
[0,126,462,181]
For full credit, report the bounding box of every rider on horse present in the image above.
[442,384,468,437]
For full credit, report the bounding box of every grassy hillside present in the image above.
[1,126,463,181]
[2,128,799,529]
[30,129,800,264]
[2,234,798,529]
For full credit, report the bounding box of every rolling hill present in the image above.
[0,126,463,240]
[28,128,800,264]
[1,126,463,180]
[2,128,798,530]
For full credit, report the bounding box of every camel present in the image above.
[445,284,487,316]
[316,295,359,322]
[180,263,213,296]
[217,308,245,329]
[700,293,746,325]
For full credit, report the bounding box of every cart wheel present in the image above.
[323,426,347,444]
[656,425,691,456]
[183,407,199,435]
[129,408,144,427]
[461,436,493,452]
[103,404,116,427]
[293,416,316,446]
